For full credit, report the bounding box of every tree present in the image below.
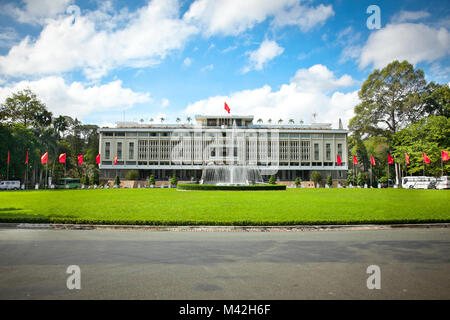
[53,115,69,138]
[0,89,47,127]
[278,119,283,124]
[257,119,263,124]
[392,116,450,176]
[421,82,450,118]
[288,119,294,124]
[160,117,165,123]
[326,175,332,187]
[349,60,427,139]
[268,175,276,184]
[186,117,191,124]
[294,177,301,187]
[268,119,272,124]
[311,171,322,185]
[148,174,155,186]
[125,170,139,180]
[176,117,181,123]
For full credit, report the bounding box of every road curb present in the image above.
[1,222,448,232]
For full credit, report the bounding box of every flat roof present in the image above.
[195,115,254,120]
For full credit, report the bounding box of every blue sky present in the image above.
[0,0,448,128]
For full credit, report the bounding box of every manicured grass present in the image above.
[0,188,448,225]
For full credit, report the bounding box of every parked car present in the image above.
[0,180,21,190]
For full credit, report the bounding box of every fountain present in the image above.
[200,163,264,185]
[199,119,264,186]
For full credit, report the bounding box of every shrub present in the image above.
[311,171,322,185]
[125,170,139,180]
[294,177,301,186]
[92,168,99,185]
[357,172,367,186]
[327,175,332,187]
[268,175,276,184]
[148,174,155,186]
[379,176,388,184]
[170,173,178,186]
[82,174,90,186]
[114,175,120,186]
[346,171,355,186]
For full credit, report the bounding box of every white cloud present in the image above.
[2,0,74,25]
[339,45,362,64]
[0,0,198,79]
[271,1,334,32]
[243,39,284,73]
[183,0,333,36]
[183,57,193,66]
[360,23,450,69]
[161,98,170,108]
[201,64,214,71]
[184,64,359,128]
[391,10,431,23]
[0,77,151,119]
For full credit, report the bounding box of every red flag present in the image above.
[352,155,358,165]
[7,150,9,165]
[423,152,431,164]
[59,153,66,164]
[405,153,410,165]
[387,154,394,164]
[77,154,83,165]
[442,150,449,162]
[113,156,118,165]
[41,152,48,165]
[224,102,230,114]
[337,155,342,165]
[96,154,101,165]
[25,151,28,165]
[370,154,376,166]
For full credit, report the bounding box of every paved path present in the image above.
[0,228,449,299]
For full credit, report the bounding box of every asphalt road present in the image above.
[0,227,449,299]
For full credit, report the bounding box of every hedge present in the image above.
[177,184,286,191]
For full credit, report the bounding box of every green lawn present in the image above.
[0,188,448,225]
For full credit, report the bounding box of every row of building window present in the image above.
[105,141,343,162]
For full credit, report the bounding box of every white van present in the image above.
[0,180,21,190]
[402,176,449,190]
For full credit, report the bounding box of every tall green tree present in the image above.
[349,60,427,139]
[0,89,48,127]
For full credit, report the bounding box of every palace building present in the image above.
[98,115,348,182]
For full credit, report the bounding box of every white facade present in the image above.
[98,115,348,181]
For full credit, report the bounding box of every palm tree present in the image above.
[186,117,192,124]
[278,119,283,124]
[160,117,165,123]
[288,119,294,124]
[257,118,263,124]
[52,115,69,138]
[176,117,181,123]
[149,118,154,124]
[268,119,272,124]
[139,118,144,123]
[299,119,304,125]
